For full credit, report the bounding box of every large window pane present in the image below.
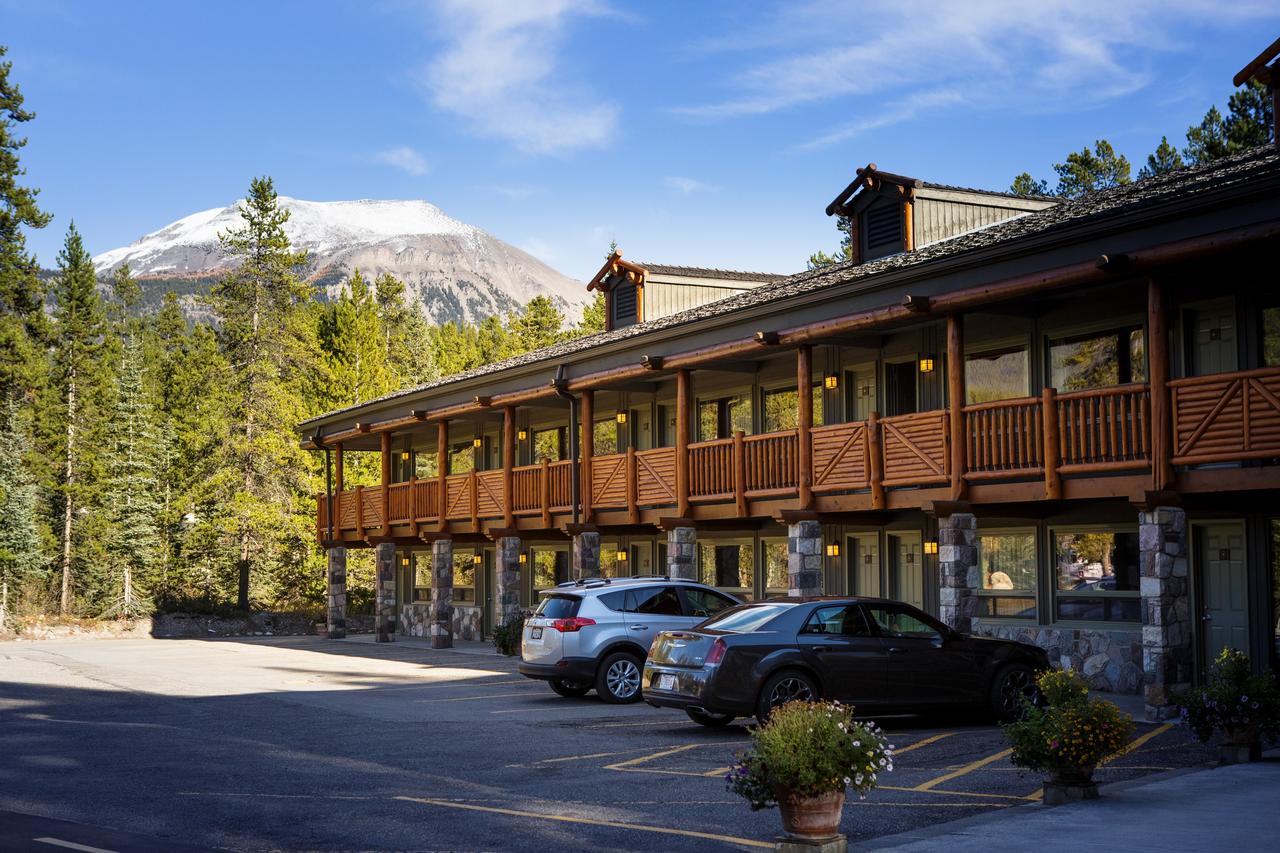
[1264,308,1280,367]
[1054,530,1140,622]
[978,530,1037,620]
[450,443,475,474]
[532,548,569,590]
[1049,328,1145,391]
[534,428,564,462]
[697,401,719,441]
[699,542,753,600]
[763,540,788,597]
[593,419,618,455]
[762,385,825,433]
[966,348,1029,404]
[454,552,476,603]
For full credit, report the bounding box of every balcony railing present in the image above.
[316,373,1280,537]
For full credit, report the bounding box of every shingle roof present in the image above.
[302,146,1280,427]
[919,180,1059,203]
[638,263,789,283]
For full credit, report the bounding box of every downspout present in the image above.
[321,435,335,545]
[552,365,581,525]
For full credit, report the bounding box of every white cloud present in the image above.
[663,176,719,194]
[419,0,620,155]
[676,0,1280,146]
[374,146,429,176]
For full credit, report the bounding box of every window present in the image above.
[627,586,683,616]
[763,540,789,598]
[699,541,753,600]
[1053,529,1140,622]
[412,552,430,602]
[597,590,627,611]
[1049,327,1145,392]
[450,442,475,474]
[864,603,945,640]
[681,587,738,619]
[846,365,877,422]
[532,547,570,590]
[593,419,618,456]
[534,427,565,462]
[802,605,873,637]
[599,544,624,579]
[1263,307,1280,367]
[697,395,752,440]
[534,594,580,619]
[702,603,795,633]
[761,385,825,433]
[966,347,1029,404]
[453,551,476,603]
[978,530,1037,618]
[414,452,439,479]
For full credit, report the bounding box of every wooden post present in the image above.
[796,345,814,510]
[626,446,639,524]
[380,431,392,535]
[676,369,691,518]
[540,457,552,528]
[1148,278,1173,491]
[947,314,966,500]
[867,411,886,510]
[469,470,479,531]
[503,406,516,528]
[733,429,747,517]
[355,485,365,538]
[581,390,594,523]
[1042,387,1062,500]
[436,420,449,523]
[903,198,915,252]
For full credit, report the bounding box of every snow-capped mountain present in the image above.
[93,197,588,324]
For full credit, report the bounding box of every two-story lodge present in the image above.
[300,54,1280,720]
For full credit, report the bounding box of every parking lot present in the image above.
[0,635,1216,852]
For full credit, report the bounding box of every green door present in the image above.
[848,533,881,597]
[1198,524,1248,666]
[888,532,923,610]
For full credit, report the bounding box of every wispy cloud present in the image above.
[374,145,429,176]
[663,176,719,194]
[419,0,620,155]
[676,0,1280,147]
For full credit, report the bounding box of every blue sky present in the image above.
[6,1,1279,282]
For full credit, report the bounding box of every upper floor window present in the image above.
[1049,327,1145,392]
[697,395,752,441]
[534,427,565,462]
[592,419,618,456]
[966,346,1029,404]
[761,385,825,433]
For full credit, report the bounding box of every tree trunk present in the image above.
[60,372,77,616]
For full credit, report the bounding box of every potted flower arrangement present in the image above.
[725,700,893,840]
[1177,648,1280,764]
[1003,669,1134,805]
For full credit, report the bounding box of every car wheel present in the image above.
[548,679,591,698]
[990,663,1036,722]
[755,670,819,723]
[596,652,643,704]
[686,708,735,728]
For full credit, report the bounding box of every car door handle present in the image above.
[888,647,908,655]
[805,645,829,653]
[630,625,649,630]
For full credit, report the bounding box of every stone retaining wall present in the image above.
[400,603,483,642]
[972,620,1143,694]
[6,612,376,641]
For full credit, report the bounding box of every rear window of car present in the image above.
[700,603,794,633]
[596,590,627,611]
[535,595,581,619]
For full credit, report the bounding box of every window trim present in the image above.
[975,526,1038,621]
[1044,323,1147,392]
[1049,524,1142,626]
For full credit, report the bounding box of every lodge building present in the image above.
[300,59,1280,721]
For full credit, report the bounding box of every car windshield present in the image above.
[534,595,580,619]
[700,603,793,633]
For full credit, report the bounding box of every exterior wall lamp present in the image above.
[924,540,939,556]
[825,543,840,557]
[401,555,411,567]
[517,429,528,441]
[824,375,839,390]
[400,451,411,461]
[473,553,483,565]
[472,437,483,448]
[616,549,628,563]
[919,357,935,373]
[518,553,528,565]
[616,412,628,424]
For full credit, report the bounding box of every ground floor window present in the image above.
[454,551,477,603]
[978,529,1037,618]
[532,547,570,591]
[1052,528,1140,622]
[412,552,430,603]
[762,539,789,598]
[600,543,624,578]
[699,540,754,601]
[1271,520,1280,669]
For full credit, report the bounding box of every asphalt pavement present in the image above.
[0,634,1219,852]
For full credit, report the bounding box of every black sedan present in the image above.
[642,596,1049,727]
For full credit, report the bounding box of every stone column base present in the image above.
[496,536,522,627]
[326,545,347,639]
[374,541,395,643]
[787,519,823,597]
[666,526,697,580]
[431,538,454,649]
[573,529,601,580]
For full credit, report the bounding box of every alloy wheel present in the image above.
[606,659,641,700]
[768,676,815,709]
[998,667,1034,716]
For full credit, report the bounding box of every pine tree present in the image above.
[1224,79,1274,151]
[207,177,318,609]
[1183,106,1230,166]
[574,292,607,336]
[317,269,393,407]
[0,45,53,401]
[505,296,565,355]
[46,223,108,615]
[1138,136,1185,179]
[807,216,855,269]
[1053,140,1131,197]
[1009,172,1051,196]
[0,396,42,628]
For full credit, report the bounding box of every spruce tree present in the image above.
[807,217,855,269]
[1184,106,1231,166]
[317,269,393,408]
[1053,140,1131,198]
[0,45,53,400]
[46,223,108,615]
[0,396,42,627]
[1138,136,1185,179]
[505,296,565,355]
[1224,79,1274,150]
[575,292,607,336]
[1010,172,1051,196]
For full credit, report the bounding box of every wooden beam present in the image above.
[903,199,914,252]
[1148,277,1174,491]
[641,355,664,370]
[797,345,814,510]
[626,446,639,524]
[676,369,691,518]
[503,406,516,528]
[754,331,781,346]
[733,430,747,518]
[1233,36,1280,86]
[947,314,966,501]
[903,294,931,313]
[581,389,594,524]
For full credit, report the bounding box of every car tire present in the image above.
[548,679,591,698]
[755,669,819,723]
[596,651,644,704]
[990,663,1037,723]
[686,708,735,728]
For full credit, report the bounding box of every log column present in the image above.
[676,369,691,518]
[1148,278,1173,492]
[947,315,966,500]
[436,420,449,525]
[581,390,594,523]
[430,537,454,649]
[374,540,396,642]
[325,544,347,639]
[380,431,392,535]
[503,406,516,528]
[796,345,814,510]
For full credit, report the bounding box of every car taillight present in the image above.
[551,617,596,633]
[705,637,727,665]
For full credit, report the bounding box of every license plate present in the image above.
[658,674,676,691]
[530,627,542,640]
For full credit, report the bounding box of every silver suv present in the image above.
[517,577,741,703]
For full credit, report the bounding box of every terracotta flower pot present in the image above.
[777,789,845,839]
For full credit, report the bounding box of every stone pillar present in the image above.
[666,526,697,581]
[496,536,522,627]
[431,538,454,649]
[573,529,601,580]
[374,541,396,642]
[938,513,979,633]
[787,519,823,597]
[1141,506,1191,721]
[326,545,347,639]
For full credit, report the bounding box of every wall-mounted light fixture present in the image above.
[616,411,628,424]
[401,556,411,567]
[473,553,483,565]
[825,543,840,558]
[923,540,939,556]
[518,553,527,565]
[400,451,411,461]
[824,375,839,390]
[472,437,483,448]
[616,550,628,563]
[517,429,528,441]
[918,357,935,373]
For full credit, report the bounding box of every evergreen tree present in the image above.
[1053,140,1131,197]
[1138,136,1185,179]
[207,177,318,609]
[46,223,109,615]
[0,396,42,627]
[477,314,508,364]
[505,295,565,355]
[807,216,855,270]
[574,292,607,336]
[317,269,393,408]
[1010,172,1050,196]
[0,45,53,401]
[1183,106,1230,166]
[1224,79,1274,151]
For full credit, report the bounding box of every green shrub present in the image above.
[492,612,526,656]
[1177,648,1280,742]
[1004,669,1134,773]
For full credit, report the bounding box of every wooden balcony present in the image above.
[316,368,1280,542]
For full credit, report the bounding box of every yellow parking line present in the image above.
[394,796,772,849]
[506,751,625,768]
[604,743,702,773]
[879,785,1034,802]
[894,732,955,755]
[416,691,535,703]
[912,748,1013,791]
